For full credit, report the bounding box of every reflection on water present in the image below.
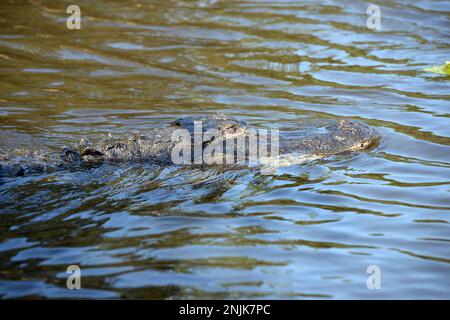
[0,0,449,299]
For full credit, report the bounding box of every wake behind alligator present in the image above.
[0,113,377,177]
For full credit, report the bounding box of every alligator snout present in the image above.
[335,119,376,152]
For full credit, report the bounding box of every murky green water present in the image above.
[0,0,449,299]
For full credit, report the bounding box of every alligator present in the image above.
[0,113,376,177]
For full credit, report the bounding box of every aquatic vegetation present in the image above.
[424,61,450,75]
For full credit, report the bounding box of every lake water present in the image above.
[0,0,449,299]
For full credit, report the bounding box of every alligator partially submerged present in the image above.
[0,113,376,177]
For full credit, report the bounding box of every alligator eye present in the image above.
[225,124,238,133]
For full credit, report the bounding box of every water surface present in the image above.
[0,0,449,299]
